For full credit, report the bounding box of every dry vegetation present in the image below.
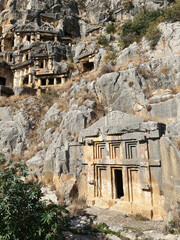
[160,67,169,75]
[116,56,150,71]
[170,86,180,95]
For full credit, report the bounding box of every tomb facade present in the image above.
[78,111,167,220]
[0,22,71,94]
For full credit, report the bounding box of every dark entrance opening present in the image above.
[83,62,94,72]
[0,77,6,85]
[49,78,54,85]
[23,77,28,85]
[41,79,46,86]
[27,35,31,42]
[114,169,124,199]
[57,77,61,84]
[42,35,54,42]
[9,53,13,62]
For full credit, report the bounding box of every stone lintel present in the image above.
[12,60,32,69]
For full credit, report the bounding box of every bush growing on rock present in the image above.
[96,35,109,47]
[145,22,162,49]
[0,155,69,240]
[119,0,180,49]
[106,24,116,34]
[164,0,180,22]
[119,9,163,48]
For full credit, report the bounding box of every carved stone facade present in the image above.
[0,22,71,95]
[79,111,167,220]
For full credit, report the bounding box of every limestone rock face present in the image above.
[0,0,180,222]
[78,0,168,24]
[40,103,61,129]
[0,110,30,155]
[1,0,79,28]
[95,70,147,114]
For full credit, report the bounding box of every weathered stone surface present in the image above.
[150,94,180,121]
[95,70,147,114]
[60,110,87,134]
[27,149,45,176]
[154,22,180,57]
[40,103,61,129]
[0,107,13,121]
[79,0,168,24]
[83,99,97,109]
[116,42,139,66]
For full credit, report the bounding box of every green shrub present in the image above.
[119,9,163,48]
[96,35,109,47]
[164,0,180,22]
[106,24,116,34]
[146,22,162,49]
[119,1,180,49]
[0,155,69,240]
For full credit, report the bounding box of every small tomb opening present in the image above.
[40,62,44,68]
[4,35,14,51]
[49,78,54,85]
[23,77,28,85]
[27,35,31,42]
[57,77,61,84]
[83,61,94,72]
[114,169,124,199]
[9,53,13,62]
[0,77,6,86]
[41,35,54,42]
[41,79,46,86]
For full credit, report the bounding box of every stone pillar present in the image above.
[43,59,46,68]
[46,79,49,85]
[14,70,18,88]
[54,78,57,85]
[54,35,58,42]
[1,38,4,51]
[37,87,41,96]
[31,34,35,43]
[36,32,40,41]
[61,77,65,84]
[28,74,31,85]
[48,58,53,70]
[38,78,41,86]
[123,167,129,202]
[15,33,21,45]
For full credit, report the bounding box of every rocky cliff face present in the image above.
[0,0,180,221]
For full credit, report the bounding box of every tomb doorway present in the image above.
[114,169,124,199]
[0,77,6,85]
[83,62,94,72]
